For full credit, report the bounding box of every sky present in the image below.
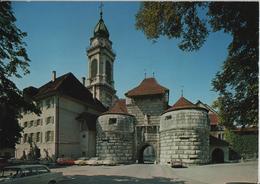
[12,2,232,106]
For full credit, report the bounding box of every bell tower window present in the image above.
[91,59,98,78]
[106,60,112,84]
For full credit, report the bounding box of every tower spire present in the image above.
[99,2,104,19]
[181,85,184,97]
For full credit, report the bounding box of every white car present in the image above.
[0,165,63,184]
[74,157,89,165]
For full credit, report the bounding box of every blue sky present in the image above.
[12,2,232,106]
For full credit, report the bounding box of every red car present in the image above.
[56,157,75,165]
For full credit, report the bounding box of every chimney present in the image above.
[52,71,56,82]
[82,77,86,86]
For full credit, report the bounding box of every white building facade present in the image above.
[16,73,106,160]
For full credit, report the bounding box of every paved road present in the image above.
[52,161,258,184]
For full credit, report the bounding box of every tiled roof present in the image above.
[32,73,106,112]
[163,96,208,114]
[102,99,132,116]
[209,113,219,126]
[196,100,220,125]
[125,78,168,97]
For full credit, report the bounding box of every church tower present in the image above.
[86,7,116,108]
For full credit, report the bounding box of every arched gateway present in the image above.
[138,144,156,164]
[212,148,224,163]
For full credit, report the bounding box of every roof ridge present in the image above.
[125,77,168,97]
[163,96,208,114]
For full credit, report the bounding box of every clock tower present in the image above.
[86,8,116,108]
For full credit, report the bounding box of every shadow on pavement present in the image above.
[226,182,257,184]
[60,175,186,184]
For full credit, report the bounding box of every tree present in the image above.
[0,2,40,149]
[136,2,258,128]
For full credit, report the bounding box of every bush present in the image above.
[225,129,258,159]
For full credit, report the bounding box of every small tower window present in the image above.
[91,59,98,78]
[165,115,172,120]
[109,118,117,125]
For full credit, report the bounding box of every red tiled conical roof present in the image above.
[125,78,168,97]
[103,99,132,116]
[163,96,208,114]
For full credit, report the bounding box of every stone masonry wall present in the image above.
[160,129,209,165]
[126,96,167,125]
[160,109,210,165]
[126,95,167,162]
[96,114,134,164]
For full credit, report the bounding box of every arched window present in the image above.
[91,59,98,78]
[106,61,112,83]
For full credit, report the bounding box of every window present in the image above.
[105,61,112,84]
[109,118,117,125]
[24,122,28,128]
[45,97,54,109]
[82,134,86,138]
[36,101,43,110]
[165,115,172,120]
[46,117,53,124]
[30,133,34,142]
[46,99,51,109]
[36,119,41,126]
[218,134,221,139]
[36,132,41,142]
[45,131,54,142]
[29,121,33,127]
[24,134,28,143]
[91,59,98,78]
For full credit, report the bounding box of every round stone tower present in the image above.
[96,99,135,164]
[160,96,210,165]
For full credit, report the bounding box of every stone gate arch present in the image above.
[211,148,224,163]
[137,143,156,164]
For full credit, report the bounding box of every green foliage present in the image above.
[136,2,209,51]
[136,2,258,127]
[27,141,41,160]
[225,130,258,158]
[0,2,40,149]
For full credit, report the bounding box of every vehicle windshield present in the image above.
[1,168,21,178]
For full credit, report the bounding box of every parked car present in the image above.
[74,157,89,166]
[85,157,102,166]
[7,158,23,165]
[0,164,63,184]
[56,158,75,166]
